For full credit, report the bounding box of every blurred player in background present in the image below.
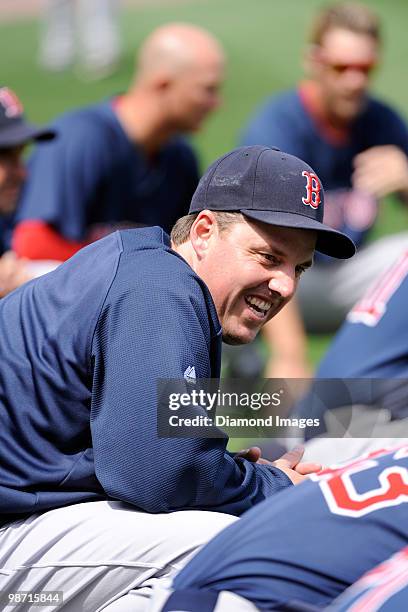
[0,86,55,297]
[292,248,408,465]
[151,447,408,612]
[13,23,225,262]
[241,2,408,378]
[39,0,122,79]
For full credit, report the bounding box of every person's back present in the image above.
[0,227,224,524]
[0,230,131,523]
[13,23,225,262]
[16,100,198,248]
[155,447,408,611]
[287,249,408,466]
[295,250,408,428]
[318,250,408,381]
[329,546,408,611]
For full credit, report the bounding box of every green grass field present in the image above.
[1,0,408,368]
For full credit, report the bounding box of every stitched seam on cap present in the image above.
[252,147,271,209]
[205,150,238,207]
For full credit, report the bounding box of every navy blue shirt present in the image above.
[318,251,408,380]
[172,447,408,610]
[241,89,408,260]
[331,547,408,612]
[17,100,199,239]
[0,228,292,526]
[241,89,408,192]
[294,250,408,428]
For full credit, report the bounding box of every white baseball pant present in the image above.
[0,501,237,611]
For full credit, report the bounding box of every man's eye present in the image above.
[296,265,308,276]
[261,253,278,264]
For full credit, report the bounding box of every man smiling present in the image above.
[175,213,316,346]
[197,222,313,344]
[0,146,354,610]
[173,146,353,346]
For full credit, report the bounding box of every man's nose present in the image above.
[268,270,296,300]
[345,68,369,91]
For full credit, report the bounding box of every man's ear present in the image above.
[189,210,218,260]
[151,69,173,93]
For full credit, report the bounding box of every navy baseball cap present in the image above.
[189,145,355,259]
[0,87,55,147]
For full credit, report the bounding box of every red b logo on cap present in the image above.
[302,171,321,209]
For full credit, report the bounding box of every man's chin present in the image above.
[222,329,258,346]
[335,97,367,124]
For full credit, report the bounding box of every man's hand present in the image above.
[0,251,32,298]
[236,445,322,484]
[272,446,322,484]
[352,145,408,200]
[235,446,263,463]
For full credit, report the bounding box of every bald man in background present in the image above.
[12,23,225,261]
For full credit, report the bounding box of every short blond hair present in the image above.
[170,211,244,246]
[310,2,381,45]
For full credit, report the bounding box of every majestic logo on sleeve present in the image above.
[310,446,408,517]
[302,171,321,209]
[0,87,24,118]
[183,366,197,384]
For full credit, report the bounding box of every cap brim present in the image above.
[241,210,356,259]
[0,122,55,147]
